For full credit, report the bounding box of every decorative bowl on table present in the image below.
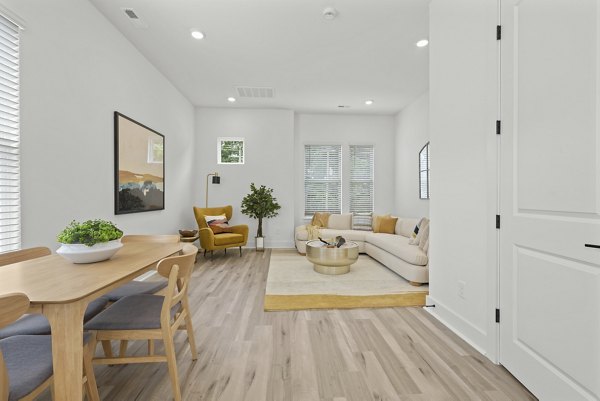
[57,239,123,264]
[179,229,198,238]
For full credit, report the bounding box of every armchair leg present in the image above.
[224,248,227,255]
[239,246,242,257]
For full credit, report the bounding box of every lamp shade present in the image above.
[212,175,221,184]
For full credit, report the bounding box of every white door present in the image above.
[500,1,600,400]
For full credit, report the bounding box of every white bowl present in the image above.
[56,239,123,264]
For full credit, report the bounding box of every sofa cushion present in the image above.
[395,218,419,237]
[318,229,368,243]
[311,212,330,227]
[327,214,352,230]
[366,233,428,266]
[372,214,390,232]
[375,216,397,234]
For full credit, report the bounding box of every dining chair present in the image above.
[0,247,108,340]
[100,235,181,358]
[0,292,100,401]
[84,244,198,401]
[103,235,181,302]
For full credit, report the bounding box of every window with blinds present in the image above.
[304,145,341,216]
[0,15,20,252]
[419,142,430,199]
[349,145,374,215]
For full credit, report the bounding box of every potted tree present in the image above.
[56,219,124,263]
[241,183,281,251]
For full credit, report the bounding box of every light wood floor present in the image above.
[41,249,536,401]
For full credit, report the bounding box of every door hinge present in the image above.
[496,120,501,135]
[495,308,500,323]
[496,25,502,40]
[495,215,501,229]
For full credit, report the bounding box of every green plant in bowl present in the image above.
[57,219,123,246]
[57,219,124,264]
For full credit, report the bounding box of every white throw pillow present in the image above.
[418,222,430,250]
[396,218,418,237]
[327,213,353,230]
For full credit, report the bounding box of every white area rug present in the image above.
[264,250,428,311]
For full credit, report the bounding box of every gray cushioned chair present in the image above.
[85,245,199,401]
[102,235,180,303]
[0,297,109,340]
[0,293,100,401]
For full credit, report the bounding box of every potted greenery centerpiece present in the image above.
[56,219,124,263]
[241,183,281,251]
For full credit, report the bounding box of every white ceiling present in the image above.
[89,0,429,115]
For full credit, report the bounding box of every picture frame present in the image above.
[217,137,245,164]
[114,112,165,214]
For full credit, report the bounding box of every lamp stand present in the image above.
[205,172,220,207]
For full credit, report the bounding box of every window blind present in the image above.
[349,145,374,215]
[304,145,341,215]
[0,15,20,252]
[419,142,430,199]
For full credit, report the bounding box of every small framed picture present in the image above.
[217,137,245,164]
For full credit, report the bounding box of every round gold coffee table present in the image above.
[305,240,359,275]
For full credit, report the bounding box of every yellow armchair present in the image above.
[193,205,248,257]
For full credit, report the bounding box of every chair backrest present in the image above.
[121,235,180,244]
[193,206,233,229]
[0,293,30,401]
[156,245,198,324]
[0,247,51,267]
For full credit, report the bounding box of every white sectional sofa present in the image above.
[295,216,429,285]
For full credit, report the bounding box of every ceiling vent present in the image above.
[122,8,148,29]
[235,86,275,98]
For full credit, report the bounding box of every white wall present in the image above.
[394,91,429,218]
[428,0,499,361]
[194,108,295,248]
[2,0,196,249]
[294,113,396,227]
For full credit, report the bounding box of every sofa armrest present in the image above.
[229,225,249,244]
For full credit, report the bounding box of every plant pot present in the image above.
[56,239,123,264]
[255,236,265,252]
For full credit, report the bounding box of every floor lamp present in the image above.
[206,172,220,207]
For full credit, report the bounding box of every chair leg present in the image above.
[182,305,198,360]
[224,248,227,255]
[101,340,113,358]
[119,340,128,357]
[84,334,100,401]
[162,328,182,401]
[148,339,154,356]
[239,246,242,257]
[211,250,214,260]
[203,249,207,257]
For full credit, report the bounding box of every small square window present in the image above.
[218,137,245,164]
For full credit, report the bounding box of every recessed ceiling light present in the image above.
[416,39,429,48]
[365,99,374,105]
[190,30,205,40]
[227,97,236,103]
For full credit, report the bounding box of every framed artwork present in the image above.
[217,137,245,164]
[114,112,165,214]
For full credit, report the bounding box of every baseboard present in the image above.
[424,295,489,358]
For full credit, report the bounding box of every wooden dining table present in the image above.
[0,241,183,401]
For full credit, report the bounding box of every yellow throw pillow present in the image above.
[311,212,330,228]
[376,216,398,234]
[372,214,390,232]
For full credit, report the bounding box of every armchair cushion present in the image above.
[213,233,244,246]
